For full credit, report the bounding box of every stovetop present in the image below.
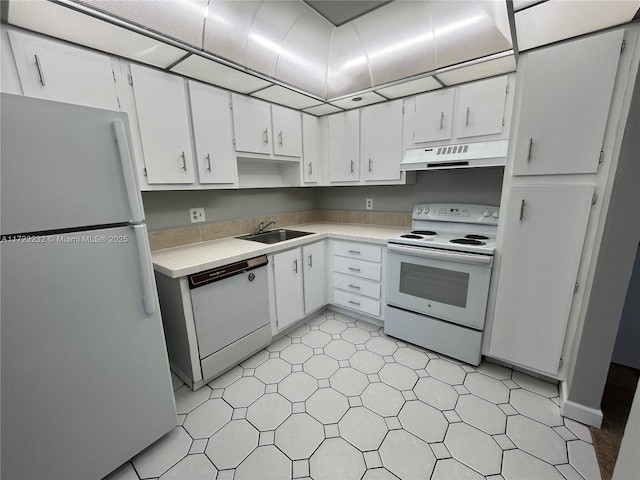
[387,203,499,255]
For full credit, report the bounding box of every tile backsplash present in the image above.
[149,209,411,251]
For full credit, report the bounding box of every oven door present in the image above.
[386,244,493,329]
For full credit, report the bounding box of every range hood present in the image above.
[400,140,508,171]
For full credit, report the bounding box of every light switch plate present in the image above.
[190,207,205,223]
[366,199,373,210]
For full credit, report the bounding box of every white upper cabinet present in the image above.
[272,105,302,157]
[8,30,119,111]
[129,64,195,184]
[302,114,320,183]
[187,81,237,186]
[512,30,623,176]
[490,184,594,375]
[413,89,455,143]
[231,94,273,155]
[328,110,360,182]
[361,100,403,182]
[456,75,508,139]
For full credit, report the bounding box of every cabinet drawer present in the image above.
[334,273,381,299]
[333,241,382,263]
[333,257,382,281]
[334,289,381,317]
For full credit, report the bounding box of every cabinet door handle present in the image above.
[263,128,269,145]
[34,54,46,86]
[308,254,312,267]
[206,153,212,172]
[527,137,533,162]
[348,284,360,289]
[293,259,298,273]
[347,250,361,254]
[519,199,525,221]
[440,111,444,129]
[368,158,372,172]
[348,267,361,272]
[350,160,354,173]
[465,107,470,126]
[278,131,283,146]
[180,151,187,171]
[348,300,361,306]
[308,162,313,175]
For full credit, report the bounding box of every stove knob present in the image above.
[482,209,491,217]
[423,207,429,214]
[416,207,423,214]
[492,210,500,218]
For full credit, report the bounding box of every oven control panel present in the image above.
[413,204,499,224]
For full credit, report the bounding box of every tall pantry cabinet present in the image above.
[488,29,627,376]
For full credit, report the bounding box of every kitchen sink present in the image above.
[237,229,313,244]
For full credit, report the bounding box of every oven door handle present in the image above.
[387,243,493,266]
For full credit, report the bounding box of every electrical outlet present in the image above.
[190,207,205,223]
[366,198,373,210]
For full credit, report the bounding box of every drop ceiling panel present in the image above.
[515,0,640,51]
[74,0,208,48]
[353,1,437,86]
[326,24,372,99]
[437,55,516,86]
[303,104,342,116]
[304,0,392,26]
[429,0,513,69]
[251,85,322,110]
[330,91,385,110]
[8,0,187,68]
[375,76,442,99]
[170,55,272,94]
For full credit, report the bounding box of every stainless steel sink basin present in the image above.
[237,229,313,244]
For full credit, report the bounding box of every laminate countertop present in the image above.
[151,222,406,278]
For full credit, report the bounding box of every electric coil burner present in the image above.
[384,203,500,365]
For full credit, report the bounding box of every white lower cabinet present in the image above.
[272,241,327,331]
[331,240,384,319]
[489,184,595,375]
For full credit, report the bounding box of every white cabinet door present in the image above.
[188,81,237,185]
[272,105,302,157]
[273,248,304,331]
[130,64,195,184]
[414,88,455,143]
[328,110,360,182]
[361,100,403,181]
[231,94,272,155]
[302,114,319,183]
[8,30,119,111]
[512,30,623,176]
[490,184,594,375]
[456,76,508,139]
[303,242,326,314]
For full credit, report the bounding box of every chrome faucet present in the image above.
[258,220,276,234]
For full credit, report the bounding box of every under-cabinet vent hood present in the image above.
[400,140,508,171]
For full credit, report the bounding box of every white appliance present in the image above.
[385,203,499,365]
[400,139,508,171]
[1,93,177,480]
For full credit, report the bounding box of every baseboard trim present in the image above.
[561,395,604,428]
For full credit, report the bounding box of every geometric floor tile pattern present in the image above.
[104,309,601,480]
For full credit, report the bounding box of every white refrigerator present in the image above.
[1,93,177,479]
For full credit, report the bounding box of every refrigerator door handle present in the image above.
[113,120,144,223]
[132,224,156,314]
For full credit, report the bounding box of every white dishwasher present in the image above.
[156,255,272,389]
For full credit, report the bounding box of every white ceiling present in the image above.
[6,0,640,115]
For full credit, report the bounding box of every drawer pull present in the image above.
[348,267,361,272]
[348,300,361,306]
[348,284,360,289]
[347,250,361,254]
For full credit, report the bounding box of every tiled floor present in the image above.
[105,310,601,480]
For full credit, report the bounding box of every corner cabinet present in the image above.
[361,100,403,182]
[129,64,195,184]
[328,110,360,182]
[490,185,595,375]
[512,30,624,176]
[187,81,237,186]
